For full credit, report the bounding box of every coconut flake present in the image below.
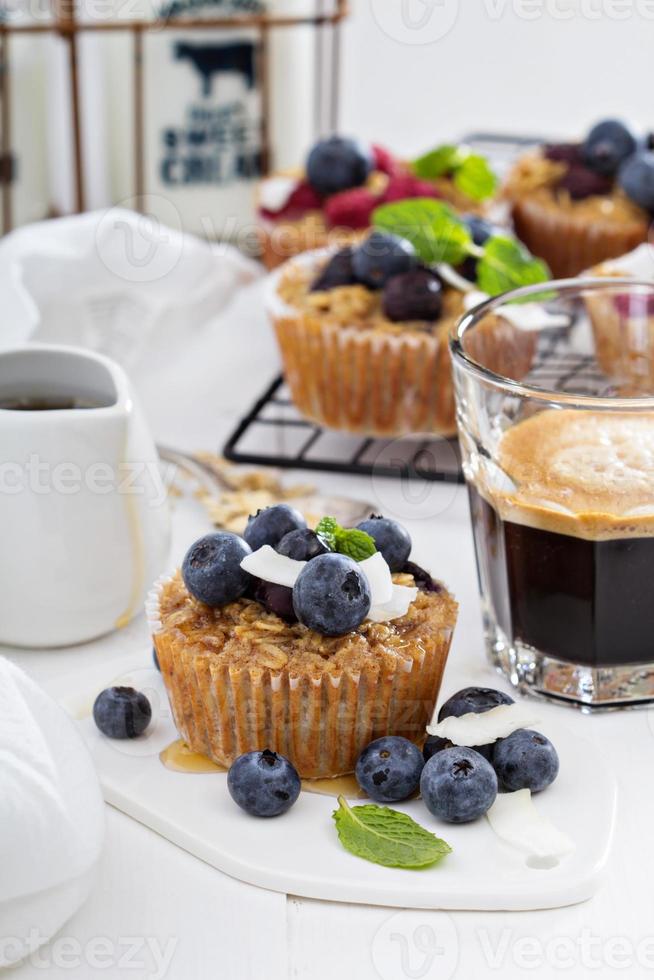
[240,545,305,588]
[259,176,299,213]
[367,585,419,623]
[426,703,539,744]
[487,789,575,860]
[463,290,569,332]
[602,242,654,280]
[359,551,393,606]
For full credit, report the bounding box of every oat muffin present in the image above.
[258,136,495,270]
[265,235,537,438]
[504,119,651,278]
[147,509,458,778]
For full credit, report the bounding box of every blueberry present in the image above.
[352,231,417,289]
[382,268,443,322]
[355,736,424,802]
[461,213,497,247]
[227,749,301,817]
[244,504,307,551]
[402,560,442,594]
[276,528,329,561]
[355,515,411,572]
[492,729,559,793]
[306,136,373,197]
[558,165,613,200]
[182,531,252,607]
[293,553,371,636]
[152,645,160,671]
[310,247,357,292]
[543,142,584,166]
[437,686,514,723]
[253,579,297,623]
[619,150,654,211]
[420,747,497,823]
[93,686,152,739]
[583,118,640,177]
[438,686,514,761]
[422,734,454,763]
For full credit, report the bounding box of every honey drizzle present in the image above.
[159,739,366,798]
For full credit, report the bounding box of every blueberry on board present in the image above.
[355,515,412,572]
[293,553,371,636]
[492,729,559,793]
[93,686,152,739]
[243,504,307,551]
[276,528,329,561]
[422,734,454,764]
[382,268,443,322]
[420,746,497,823]
[306,136,373,196]
[355,736,424,802]
[182,531,252,607]
[351,231,417,289]
[310,247,357,292]
[253,579,297,624]
[227,749,301,817]
[582,118,639,177]
[437,686,514,761]
[152,645,160,671]
[437,686,514,723]
[618,151,654,211]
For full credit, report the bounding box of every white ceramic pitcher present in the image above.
[0,344,170,647]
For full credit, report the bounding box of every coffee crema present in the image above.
[470,409,654,667]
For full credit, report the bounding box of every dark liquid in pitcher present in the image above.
[469,487,654,667]
[0,396,101,411]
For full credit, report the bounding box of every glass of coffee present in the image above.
[450,277,654,710]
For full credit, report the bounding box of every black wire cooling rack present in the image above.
[222,132,592,483]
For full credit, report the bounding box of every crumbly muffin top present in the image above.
[481,408,654,540]
[157,571,458,678]
[277,257,465,337]
[504,152,647,228]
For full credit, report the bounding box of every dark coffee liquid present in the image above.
[469,487,654,667]
[0,396,101,411]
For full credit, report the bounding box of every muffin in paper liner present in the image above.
[505,152,649,279]
[582,246,654,389]
[146,571,457,779]
[265,248,538,438]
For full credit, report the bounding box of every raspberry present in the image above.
[324,187,379,229]
[260,180,322,220]
[372,143,399,176]
[382,174,444,203]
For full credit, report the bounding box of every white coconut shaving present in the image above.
[240,546,305,588]
[486,789,575,860]
[258,175,298,213]
[367,584,419,623]
[426,703,539,745]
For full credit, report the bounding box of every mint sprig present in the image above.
[332,796,452,870]
[477,236,551,298]
[373,199,470,266]
[372,200,551,296]
[315,517,376,562]
[412,143,497,202]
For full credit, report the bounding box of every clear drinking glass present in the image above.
[450,277,654,710]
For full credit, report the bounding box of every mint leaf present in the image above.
[454,154,497,202]
[412,144,463,180]
[314,517,376,561]
[412,144,496,201]
[373,199,472,266]
[477,235,550,298]
[332,796,452,870]
[315,515,338,550]
[335,528,376,562]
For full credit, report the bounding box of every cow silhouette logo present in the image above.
[174,41,256,97]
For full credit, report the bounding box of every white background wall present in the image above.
[339,0,654,155]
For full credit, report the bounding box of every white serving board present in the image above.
[62,656,617,912]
